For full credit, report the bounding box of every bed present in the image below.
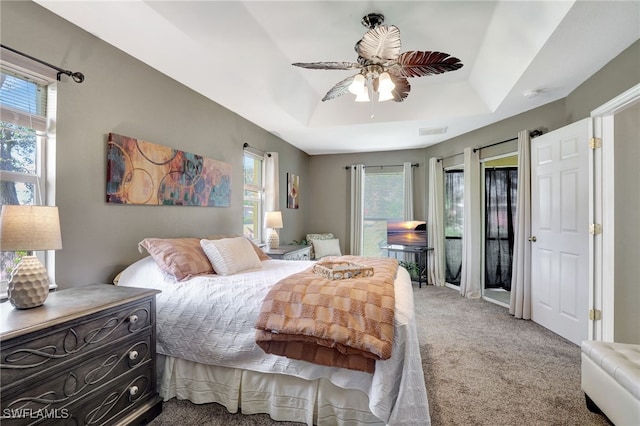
[116,237,430,425]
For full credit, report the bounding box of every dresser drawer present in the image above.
[52,365,156,426]
[1,335,153,420]
[283,247,311,260]
[1,299,153,392]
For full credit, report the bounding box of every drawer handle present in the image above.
[128,350,139,360]
[128,314,139,324]
[129,385,139,396]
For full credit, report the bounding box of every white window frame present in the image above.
[1,49,57,296]
[243,152,264,244]
[362,166,405,257]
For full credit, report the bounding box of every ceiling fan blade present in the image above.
[392,51,463,78]
[356,25,401,64]
[322,75,356,102]
[292,61,361,70]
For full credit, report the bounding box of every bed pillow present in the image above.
[200,237,263,275]
[311,238,342,259]
[205,234,271,260]
[138,237,214,281]
[306,233,335,259]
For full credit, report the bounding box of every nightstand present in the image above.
[264,245,312,260]
[0,284,162,425]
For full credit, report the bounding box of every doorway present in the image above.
[482,155,518,306]
[531,119,590,346]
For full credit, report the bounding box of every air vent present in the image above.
[418,126,447,136]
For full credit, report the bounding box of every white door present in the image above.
[531,119,590,345]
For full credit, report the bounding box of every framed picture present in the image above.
[106,133,231,206]
[287,173,299,209]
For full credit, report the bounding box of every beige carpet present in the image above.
[149,285,611,425]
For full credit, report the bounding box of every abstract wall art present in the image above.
[287,172,299,209]
[106,133,231,206]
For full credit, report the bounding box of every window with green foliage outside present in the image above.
[362,168,404,257]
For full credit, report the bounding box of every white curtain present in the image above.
[460,147,482,298]
[263,153,279,242]
[403,162,414,221]
[349,164,365,255]
[510,130,532,319]
[402,162,415,263]
[427,158,445,286]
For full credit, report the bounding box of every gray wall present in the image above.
[1,1,310,287]
[614,102,640,344]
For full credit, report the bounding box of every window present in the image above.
[0,66,53,283]
[243,153,263,242]
[444,169,464,285]
[362,167,404,256]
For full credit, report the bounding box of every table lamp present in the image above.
[264,211,283,249]
[0,205,62,309]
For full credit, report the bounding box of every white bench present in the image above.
[581,341,640,425]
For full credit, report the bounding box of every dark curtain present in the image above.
[444,170,464,285]
[485,167,518,290]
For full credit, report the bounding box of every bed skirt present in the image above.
[157,354,385,425]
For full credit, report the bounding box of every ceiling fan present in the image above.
[293,13,463,103]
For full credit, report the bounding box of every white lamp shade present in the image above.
[264,211,283,229]
[0,205,62,251]
[355,90,370,102]
[378,89,394,102]
[348,74,366,95]
[378,72,395,92]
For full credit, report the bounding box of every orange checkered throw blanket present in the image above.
[255,256,398,373]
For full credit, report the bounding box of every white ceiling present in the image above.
[36,1,640,155]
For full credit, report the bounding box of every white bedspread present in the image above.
[118,256,429,425]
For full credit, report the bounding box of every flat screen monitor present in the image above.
[386,220,427,247]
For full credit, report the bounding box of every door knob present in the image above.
[528,236,537,242]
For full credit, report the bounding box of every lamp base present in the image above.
[267,228,280,249]
[8,255,50,309]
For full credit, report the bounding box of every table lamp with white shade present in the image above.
[264,211,283,249]
[0,205,62,309]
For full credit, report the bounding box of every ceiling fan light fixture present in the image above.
[378,72,395,92]
[378,89,394,102]
[348,74,366,95]
[293,12,463,104]
[355,90,370,102]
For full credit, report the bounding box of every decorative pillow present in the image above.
[205,234,271,260]
[138,238,213,281]
[311,238,342,259]
[306,233,335,259]
[200,237,263,275]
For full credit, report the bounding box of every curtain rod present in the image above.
[436,153,462,163]
[344,163,419,170]
[437,129,545,161]
[472,130,543,153]
[1,44,85,83]
[243,142,271,157]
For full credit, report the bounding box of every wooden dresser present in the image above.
[0,284,162,425]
